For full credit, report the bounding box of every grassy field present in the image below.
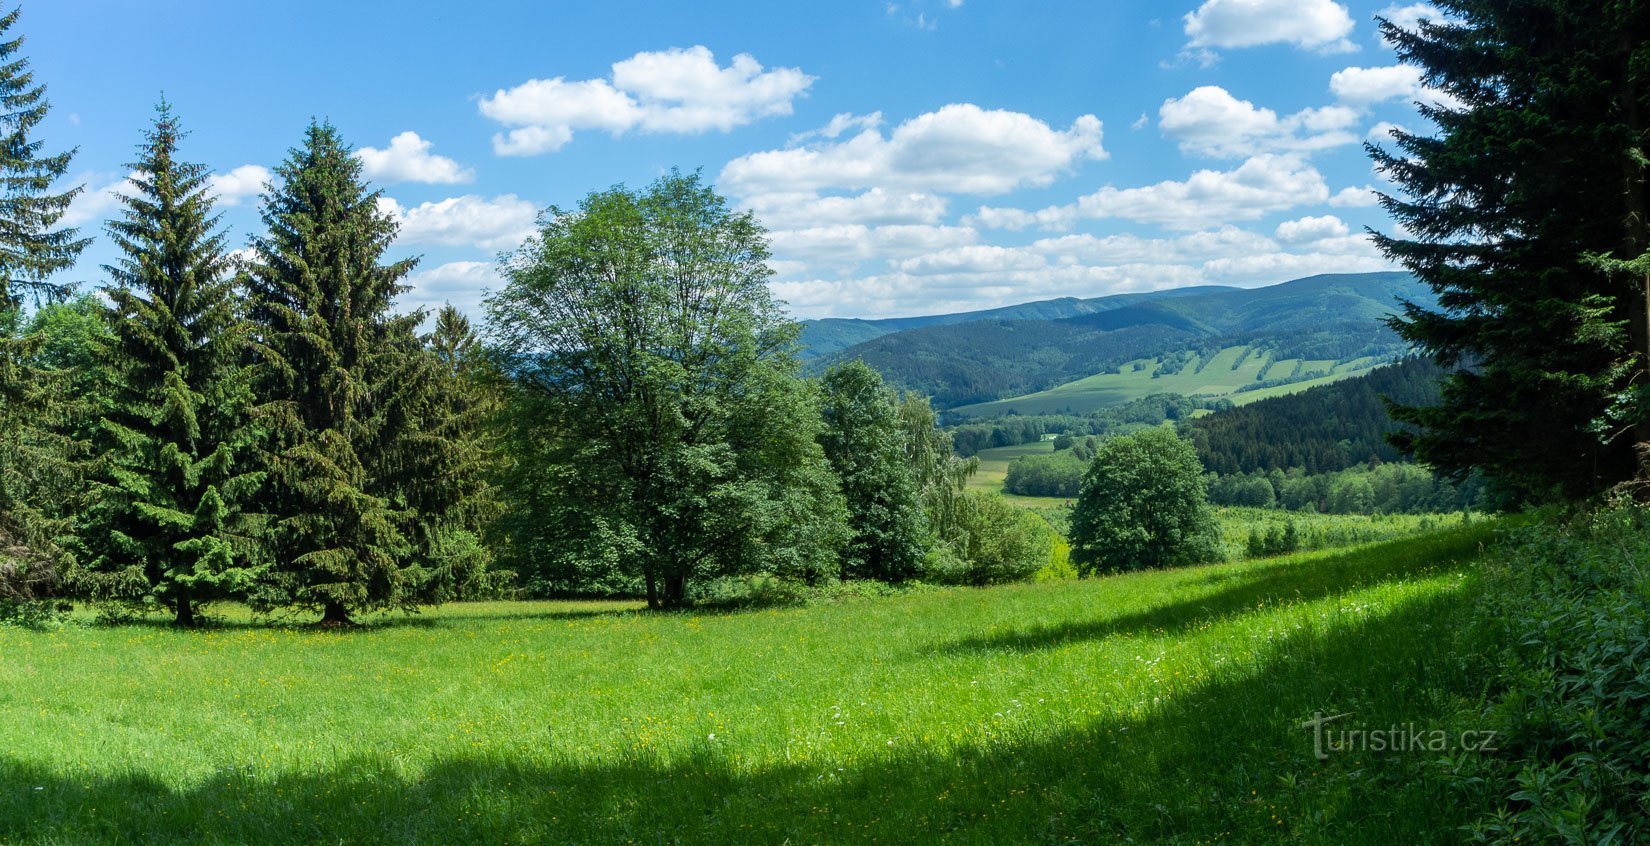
[952,345,1388,418]
[964,440,1071,508]
[2,524,1508,844]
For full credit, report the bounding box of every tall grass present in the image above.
[1,524,1505,844]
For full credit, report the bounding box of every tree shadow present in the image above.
[936,526,1492,656]
[1,582,1497,845]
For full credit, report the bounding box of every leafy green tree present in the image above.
[940,491,1056,586]
[818,360,926,582]
[243,122,428,625]
[896,393,977,549]
[1374,4,1650,500]
[0,3,89,600]
[487,170,846,608]
[72,104,265,626]
[1069,428,1221,574]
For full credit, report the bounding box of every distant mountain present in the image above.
[812,272,1431,409]
[797,285,1234,359]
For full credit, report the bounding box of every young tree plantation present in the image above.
[6,1,1650,844]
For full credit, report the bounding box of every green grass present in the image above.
[952,345,1389,417]
[2,524,1507,844]
[964,441,1071,508]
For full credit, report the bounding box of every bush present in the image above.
[1461,502,1650,843]
[925,492,1058,586]
[1070,428,1222,574]
[1003,451,1086,497]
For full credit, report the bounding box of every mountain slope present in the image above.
[817,272,1430,409]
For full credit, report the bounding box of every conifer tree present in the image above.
[74,102,264,626]
[0,3,89,591]
[1375,4,1650,500]
[243,122,425,625]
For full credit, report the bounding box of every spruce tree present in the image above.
[0,3,89,592]
[244,122,424,625]
[1374,3,1650,500]
[74,102,264,626]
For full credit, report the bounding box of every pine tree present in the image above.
[1374,3,1650,500]
[73,102,264,626]
[244,122,424,625]
[0,3,89,596]
[407,304,503,602]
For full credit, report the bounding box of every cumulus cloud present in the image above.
[379,194,538,251]
[720,103,1105,196]
[1377,3,1445,40]
[1329,64,1424,105]
[401,260,504,315]
[1184,0,1357,54]
[766,223,977,267]
[1329,185,1382,207]
[207,165,271,206]
[61,171,138,227]
[481,46,813,155]
[742,188,948,230]
[1275,214,1350,243]
[356,132,473,185]
[1159,86,1358,158]
[975,154,1329,232]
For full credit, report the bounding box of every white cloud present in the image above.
[742,188,948,230]
[356,132,473,185]
[1330,64,1424,105]
[720,103,1105,196]
[976,154,1329,232]
[1275,214,1349,243]
[61,172,138,227]
[1159,86,1358,158]
[1329,185,1381,207]
[481,46,813,155]
[1184,0,1357,54]
[401,260,503,315]
[789,111,883,145]
[207,165,271,206]
[380,194,538,251]
[1377,3,1444,39]
[767,223,976,266]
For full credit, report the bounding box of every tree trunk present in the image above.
[320,600,355,627]
[664,573,687,609]
[644,570,659,610]
[173,591,196,628]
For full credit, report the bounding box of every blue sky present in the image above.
[33,0,1444,319]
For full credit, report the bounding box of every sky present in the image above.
[31,0,1447,320]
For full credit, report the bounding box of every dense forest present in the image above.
[1184,357,1446,475]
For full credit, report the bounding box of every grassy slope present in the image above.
[2,525,1503,844]
[952,345,1387,418]
[964,441,1069,508]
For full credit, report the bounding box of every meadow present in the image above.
[2,523,1508,844]
[953,346,1388,418]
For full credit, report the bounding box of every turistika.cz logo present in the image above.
[1299,711,1500,762]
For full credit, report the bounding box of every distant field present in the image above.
[951,345,1389,417]
[1,524,1505,844]
[966,441,1072,508]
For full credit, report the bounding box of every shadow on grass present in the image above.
[98,604,642,633]
[0,575,1498,845]
[937,525,1494,656]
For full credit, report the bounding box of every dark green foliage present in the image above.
[1184,358,1444,475]
[488,170,847,608]
[824,273,1427,408]
[1207,463,1481,515]
[950,394,1199,456]
[243,122,429,625]
[818,360,926,582]
[1244,521,1299,559]
[1069,428,1221,574]
[0,5,89,309]
[895,392,977,550]
[74,103,265,626]
[0,5,87,606]
[924,491,1056,586]
[1002,451,1086,497]
[1373,4,1650,499]
[1460,503,1650,843]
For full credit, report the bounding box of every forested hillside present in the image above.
[1184,358,1447,475]
[819,273,1430,408]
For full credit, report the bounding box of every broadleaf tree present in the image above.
[1069,428,1221,574]
[487,170,847,608]
[818,360,927,583]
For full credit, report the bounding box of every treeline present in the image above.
[1205,463,1481,515]
[0,21,1059,624]
[950,393,1198,456]
[2,103,501,626]
[1183,357,1446,475]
